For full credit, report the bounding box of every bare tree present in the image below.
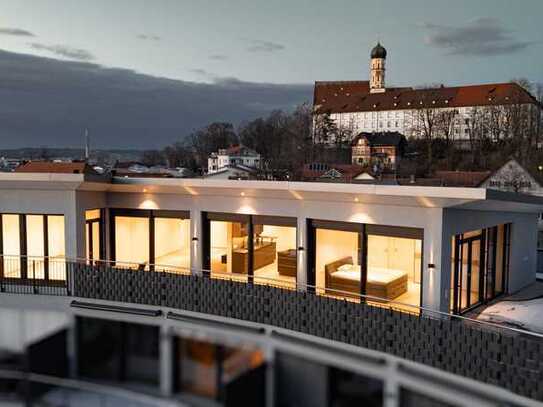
[434,108,459,168]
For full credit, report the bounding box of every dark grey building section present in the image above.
[73,264,543,401]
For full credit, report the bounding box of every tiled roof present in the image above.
[313,81,538,114]
[435,171,492,187]
[351,132,406,147]
[14,161,97,175]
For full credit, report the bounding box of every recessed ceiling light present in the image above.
[240,192,245,196]
[354,197,359,202]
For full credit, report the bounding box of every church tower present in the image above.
[369,42,386,93]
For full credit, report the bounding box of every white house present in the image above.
[208,145,261,174]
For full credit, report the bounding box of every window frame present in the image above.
[110,208,190,271]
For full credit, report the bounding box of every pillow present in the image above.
[337,264,354,272]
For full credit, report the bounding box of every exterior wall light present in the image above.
[192,237,198,242]
[298,247,304,251]
[428,263,436,269]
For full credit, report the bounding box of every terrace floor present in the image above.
[473,281,543,334]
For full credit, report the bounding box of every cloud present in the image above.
[0,27,34,37]
[420,18,533,56]
[137,34,161,41]
[30,43,94,61]
[0,48,311,149]
[246,39,285,53]
[209,54,228,60]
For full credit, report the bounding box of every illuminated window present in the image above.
[1,213,65,281]
[112,210,190,272]
[26,215,45,279]
[1,214,21,278]
[85,209,102,264]
[47,215,66,280]
[204,213,297,287]
[154,217,190,272]
[115,216,150,269]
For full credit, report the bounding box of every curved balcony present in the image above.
[1,255,543,403]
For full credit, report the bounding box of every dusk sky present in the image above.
[0,0,541,149]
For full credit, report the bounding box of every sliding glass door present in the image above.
[0,213,66,282]
[85,209,103,265]
[451,224,510,314]
[202,213,297,288]
[308,220,423,310]
[111,209,190,272]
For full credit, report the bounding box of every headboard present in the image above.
[324,256,353,277]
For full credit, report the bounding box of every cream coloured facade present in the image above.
[313,43,541,145]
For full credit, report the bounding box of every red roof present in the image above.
[313,81,538,114]
[435,171,492,187]
[14,161,97,175]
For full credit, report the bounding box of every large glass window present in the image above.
[315,227,361,299]
[26,215,45,279]
[154,217,190,272]
[112,210,190,272]
[77,317,159,387]
[253,222,297,289]
[450,224,510,314]
[204,213,297,286]
[47,215,66,280]
[85,209,102,264]
[175,336,265,403]
[0,214,65,282]
[310,220,423,310]
[210,220,248,280]
[1,214,21,278]
[367,235,422,309]
[115,216,150,269]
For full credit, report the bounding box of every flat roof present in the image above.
[0,174,542,212]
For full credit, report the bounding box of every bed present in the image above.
[324,256,407,300]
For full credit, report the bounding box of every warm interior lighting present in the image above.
[115,216,150,269]
[2,214,21,278]
[354,197,359,202]
[240,192,245,196]
[154,218,190,271]
[48,215,66,280]
[26,215,45,279]
[289,190,303,200]
[139,199,158,210]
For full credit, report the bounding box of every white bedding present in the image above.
[332,264,405,284]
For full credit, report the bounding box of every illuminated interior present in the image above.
[26,215,45,279]
[253,224,297,288]
[210,220,248,281]
[316,228,360,298]
[85,209,101,263]
[154,217,190,272]
[315,226,422,310]
[47,215,66,280]
[1,213,66,281]
[367,235,421,309]
[113,211,191,273]
[2,214,21,278]
[115,216,150,269]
